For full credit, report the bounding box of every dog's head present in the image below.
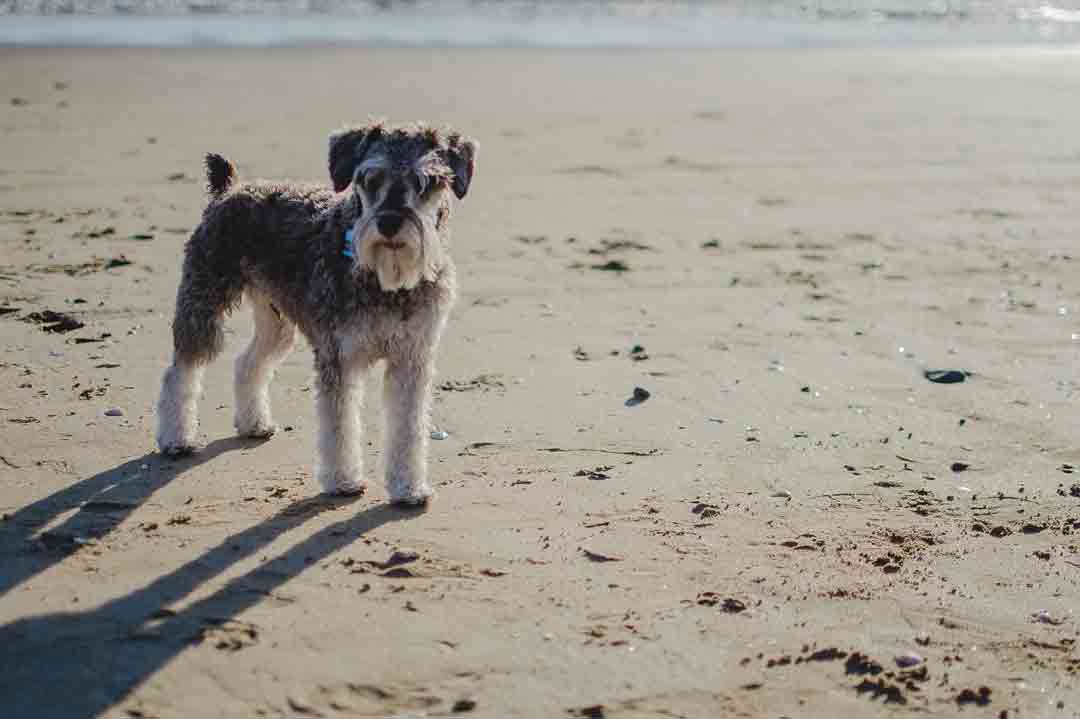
[329,122,476,291]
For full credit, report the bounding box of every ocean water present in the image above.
[3,1,1080,48]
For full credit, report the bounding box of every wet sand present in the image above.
[1,46,1079,717]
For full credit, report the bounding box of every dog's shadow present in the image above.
[0,444,421,718]
[0,436,265,599]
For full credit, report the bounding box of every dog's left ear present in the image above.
[442,137,477,200]
[328,126,380,193]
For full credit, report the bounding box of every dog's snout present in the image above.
[376,213,404,238]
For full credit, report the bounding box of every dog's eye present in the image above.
[361,169,385,193]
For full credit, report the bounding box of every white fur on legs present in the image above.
[234,296,296,438]
[314,359,368,495]
[156,360,205,455]
[383,357,435,505]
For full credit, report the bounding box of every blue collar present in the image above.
[342,228,356,258]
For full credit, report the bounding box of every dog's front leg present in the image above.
[314,349,369,495]
[383,355,435,505]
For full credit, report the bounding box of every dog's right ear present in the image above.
[442,135,477,200]
[328,126,380,193]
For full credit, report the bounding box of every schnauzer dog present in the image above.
[155,122,475,504]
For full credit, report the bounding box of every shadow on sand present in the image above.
[0,444,421,718]
[0,437,266,599]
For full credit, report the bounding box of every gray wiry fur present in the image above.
[156,122,476,505]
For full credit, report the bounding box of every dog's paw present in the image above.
[237,421,278,440]
[160,442,198,457]
[389,483,434,507]
[157,422,199,456]
[317,466,365,496]
[334,483,366,497]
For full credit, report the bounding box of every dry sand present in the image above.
[1,46,1079,717]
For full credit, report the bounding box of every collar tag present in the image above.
[343,228,355,258]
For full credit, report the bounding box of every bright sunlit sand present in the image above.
[1,9,1079,717]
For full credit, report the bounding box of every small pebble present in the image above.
[430,430,449,440]
[924,369,969,384]
[771,490,792,499]
[632,387,650,401]
[451,698,478,713]
[895,652,923,668]
[387,549,420,566]
[105,408,123,417]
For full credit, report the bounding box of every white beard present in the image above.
[354,211,442,291]
[371,243,423,291]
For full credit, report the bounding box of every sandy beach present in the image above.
[1,45,1079,717]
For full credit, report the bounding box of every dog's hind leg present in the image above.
[156,259,240,455]
[234,292,296,439]
[313,346,371,495]
[156,357,204,456]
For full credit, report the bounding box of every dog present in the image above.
[155,122,476,504]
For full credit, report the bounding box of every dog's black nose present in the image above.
[376,213,404,238]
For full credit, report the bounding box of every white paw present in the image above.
[334,481,366,497]
[157,426,199,456]
[317,466,365,496]
[159,441,198,457]
[388,480,434,506]
[236,419,278,439]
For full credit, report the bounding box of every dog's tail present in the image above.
[205,153,237,199]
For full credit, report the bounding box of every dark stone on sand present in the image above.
[452,698,478,713]
[385,549,420,567]
[845,652,883,676]
[956,687,992,706]
[924,369,969,384]
[590,260,629,272]
[22,310,84,334]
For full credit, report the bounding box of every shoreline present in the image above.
[4,12,1080,50]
